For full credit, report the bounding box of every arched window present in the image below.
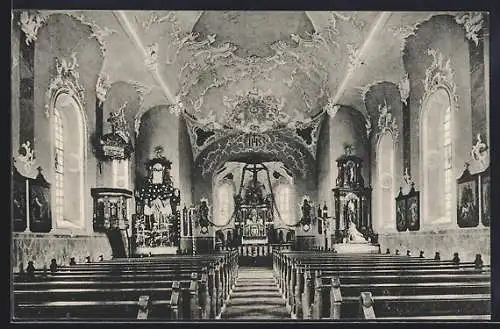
[274,183,296,226]
[421,88,454,225]
[215,182,234,226]
[377,133,395,229]
[52,92,86,230]
[53,108,64,224]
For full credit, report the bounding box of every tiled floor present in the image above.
[221,267,290,320]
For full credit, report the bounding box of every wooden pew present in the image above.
[357,291,491,320]
[14,281,183,320]
[274,251,491,320]
[14,252,238,321]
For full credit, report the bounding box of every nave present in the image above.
[11,10,491,322]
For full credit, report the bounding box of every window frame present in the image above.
[49,90,87,231]
[420,87,455,227]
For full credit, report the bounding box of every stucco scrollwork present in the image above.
[18,11,45,46]
[45,52,85,118]
[422,48,458,108]
[197,132,313,179]
[17,141,37,176]
[376,99,398,139]
[144,42,159,71]
[222,88,288,133]
[324,99,340,118]
[455,12,484,47]
[398,73,410,105]
[346,43,362,75]
[96,73,111,105]
[470,133,489,170]
[365,114,372,139]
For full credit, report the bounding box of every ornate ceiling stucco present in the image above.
[17,10,486,168]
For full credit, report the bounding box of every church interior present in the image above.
[11,10,491,321]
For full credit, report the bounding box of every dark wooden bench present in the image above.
[14,252,239,321]
[357,291,491,320]
[274,251,491,320]
[14,282,183,320]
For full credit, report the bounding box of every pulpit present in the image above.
[331,149,372,244]
[91,188,133,232]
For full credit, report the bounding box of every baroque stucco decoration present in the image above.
[421,48,458,109]
[376,99,399,139]
[222,88,288,133]
[470,133,489,171]
[18,11,45,45]
[184,104,325,162]
[33,11,117,56]
[144,42,159,71]
[96,73,111,105]
[173,32,332,120]
[147,10,370,125]
[44,52,85,118]
[195,132,314,179]
[16,141,37,176]
[398,73,410,105]
[455,12,484,47]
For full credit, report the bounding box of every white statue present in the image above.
[471,133,489,169]
[346,200,367,243]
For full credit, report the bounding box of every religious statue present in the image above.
[199,200,210,228]
[346,198,367,243]
[471,133,488,169]
[459,185,477,224]
[301,198,312,225]
[170,188,181,214]
[107,103,130,142]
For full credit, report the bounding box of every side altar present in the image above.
[331,146,379,253]
[133,148,181,255]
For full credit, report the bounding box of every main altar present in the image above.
[234,163,275,245]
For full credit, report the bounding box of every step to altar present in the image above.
[332,243,380,254]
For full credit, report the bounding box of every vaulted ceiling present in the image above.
[34,11,463,122]
[28,10,469,158]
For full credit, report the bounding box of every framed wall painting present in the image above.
[480,167,490,227]
[406,187,420,231]
[457,165,479,228]
[12,166,27,232]
[395,188,407,232]
[29,171,52,233]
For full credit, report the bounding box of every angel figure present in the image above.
[471,133,488,168]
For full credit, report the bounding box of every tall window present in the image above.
[215,182,234,226]
[421,89,453,224]
[52,93,85,230]
[53,108,64,224]
[275,183,296,226]
[377,132,395,229]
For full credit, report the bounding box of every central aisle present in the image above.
[221,267,290,320]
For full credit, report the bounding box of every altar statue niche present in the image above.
[332,146,373,244]
[133,147,181,255]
